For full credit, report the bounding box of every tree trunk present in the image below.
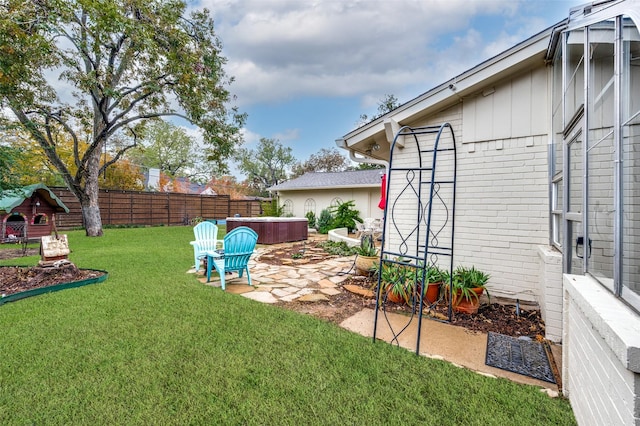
[81,149,104,237]
[82,203,103,237]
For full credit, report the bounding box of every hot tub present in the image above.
[226,217,308,244]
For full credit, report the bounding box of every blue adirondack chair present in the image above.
[190,221,224,272]
[206,226,258,290]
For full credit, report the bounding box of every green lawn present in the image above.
[0,226,576,425]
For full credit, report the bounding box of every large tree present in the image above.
[290,147,349,179]
[127,120,205,182]
[3,129,145,190]
[205,175,249,199]
[0,145,20,192]
[0,0,245,236]
[235,138,295,196]
[356,94,400,127]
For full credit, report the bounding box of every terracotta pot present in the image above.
[385,287,405,304]
[425,282,442,304]
[355,255,378,275]
[453,287,484,314]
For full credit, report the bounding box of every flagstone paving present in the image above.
[190,242,356,303]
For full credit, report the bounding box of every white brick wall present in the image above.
[538,246,563,342]
[564,275,640,426]
[382,67,564,342]
[386,92,554,323]
[454,133,549,303]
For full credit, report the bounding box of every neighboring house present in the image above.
[267,169,385,220]
[336,2,640,424]
[144,169,207,194]
[0,184,69,242]
[199,187,217,196]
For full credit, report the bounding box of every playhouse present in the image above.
[0,184,69,242]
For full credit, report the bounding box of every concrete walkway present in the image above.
[189,239,561,395]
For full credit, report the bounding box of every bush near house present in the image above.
[305,210,316,228]
[329,200,362,233]
[317,209,334,234]
[261,199,284,217]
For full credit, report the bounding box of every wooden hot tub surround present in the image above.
[225,217,308,244]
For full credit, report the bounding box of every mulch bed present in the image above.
[257,240,340,265]
[0,264,104,296]
[0,247,104,297]
[280,273,546,338]
[258,242,546,338]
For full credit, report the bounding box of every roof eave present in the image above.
[337,22,557,153]
[270,184,380,192]
[0,184,69,214]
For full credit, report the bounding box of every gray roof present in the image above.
[268,169,384,192]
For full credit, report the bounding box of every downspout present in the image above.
[335,138,389,174]
[348,150,389,173]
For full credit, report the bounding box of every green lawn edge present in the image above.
[0,227,576,425]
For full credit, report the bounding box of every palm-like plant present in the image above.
[450,265,491,305]
[372,258,419,305]
[356,234,378,257]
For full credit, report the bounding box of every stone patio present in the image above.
[187,238,561,395]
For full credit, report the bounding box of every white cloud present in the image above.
[240,127,261,145]
[272,128,300,142]
[196,0,573,107]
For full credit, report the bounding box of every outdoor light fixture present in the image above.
[366,142,381,154]
[482,87,495,97]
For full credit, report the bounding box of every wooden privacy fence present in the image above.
[50,187,266,229]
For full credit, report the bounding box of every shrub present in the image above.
[329,200,362,233]
[305,211,316,228]
[317,240,358,256]
[317,209,334,234]
[261,199,284,217]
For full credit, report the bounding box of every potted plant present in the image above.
[354,234,379,274]
[448,265,490,314]
[372,257,418,305]
[422,264,447,304]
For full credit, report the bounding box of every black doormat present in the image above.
[485,332,556,384]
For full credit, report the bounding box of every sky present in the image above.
[194,0,584,178]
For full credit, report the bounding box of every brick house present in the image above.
[336,2,640,424]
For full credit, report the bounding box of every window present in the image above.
[566,126,583,275]
[552,14,640,311]
[621,16,640,308]
[283,199,293,216]
[551,45,564,249]
[32,214,48,225]
[330,197,343,208]
[564,28,585,123]
[304,198,316,215]
[3,213,26,239]
[587,21,615,286]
